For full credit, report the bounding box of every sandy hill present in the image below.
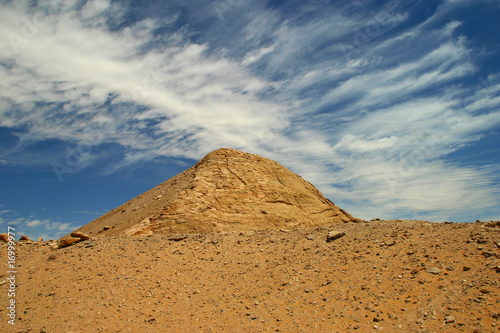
[71,148,356,237]
[2,220,499,332]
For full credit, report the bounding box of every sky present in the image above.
[1,0,499,240]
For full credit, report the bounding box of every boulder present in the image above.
[326,231,345,242]
[57,237,82,248]
[70,231,92,241]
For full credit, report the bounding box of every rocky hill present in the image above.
[71,148,356,237]
[2,149,499,332]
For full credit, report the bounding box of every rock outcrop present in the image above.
[69,148,355,237]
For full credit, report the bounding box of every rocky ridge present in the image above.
[71,148,355,237]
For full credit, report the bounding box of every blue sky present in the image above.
[1,0,499,240]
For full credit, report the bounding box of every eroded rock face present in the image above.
[69,148,355,236]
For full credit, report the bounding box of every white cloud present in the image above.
[3,216,76,240]
[0,1,286,161]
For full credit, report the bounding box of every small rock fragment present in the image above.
[426,267,442,275]
[168,235,188,241]
[479,288,490,294]
[305,234,315,241]
[444,315,456,323]
[326,231,345,242]
[19,235,30,241]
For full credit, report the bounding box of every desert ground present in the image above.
[2,219,499,332]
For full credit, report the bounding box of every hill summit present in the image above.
[71,148,355,237]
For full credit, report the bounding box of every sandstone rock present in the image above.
[19,235,30,241]
[326,231,345,242]
[0,233,8,242]
[37,236,43,242]
[66,148,356,237]
[444,315,456,323]
[426,267,442,275]
[57,237,81,248]
[70,231,92,241]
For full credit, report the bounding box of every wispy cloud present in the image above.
[1,216,75,240]
[0,0,499,224]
